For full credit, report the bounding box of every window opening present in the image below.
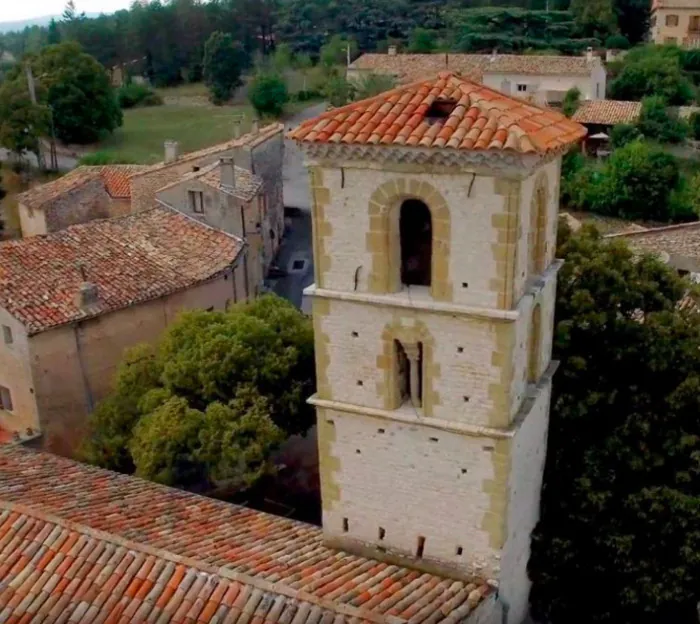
[0,386,13,411]
[395,340,424,409]
[188,190,204,214]
[400,199,432,287]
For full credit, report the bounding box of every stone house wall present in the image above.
[25,268,243,457]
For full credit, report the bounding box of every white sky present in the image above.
[1,0,132,23]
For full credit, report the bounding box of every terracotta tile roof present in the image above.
[0,446,492,623]
[0,207,244,335]
[98,164,149,198]
[158,161,264,203]
[16,165,148,208]
[653,0,700,9]
[572,100,642,125]
[608,222,700,265]
[131,123,284,179]
[348,53,601,84]
[290,73,586,154]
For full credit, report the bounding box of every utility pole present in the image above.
[24,65,48,171]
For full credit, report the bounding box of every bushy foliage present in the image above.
[203,31,247,105]
[248,72,289,117]
[353,73,396,101]
[81,296,315,488]
[689,111,700,140]
[562,87,581,118]
[610,123,642,148]
[608,45,695,104]
[0,79,49,160]
[26,41,122,144]
[636,95,688,143]
[322,74,355,108]
[408,28,438,53]
[117,83,163,109]
[320,35,356,69]
[605,33,630,49]
[530,224,700,624]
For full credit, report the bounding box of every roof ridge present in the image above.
[607,221,700,239]
[0,498,401,624]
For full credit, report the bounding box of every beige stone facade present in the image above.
[302,148,561,624]
[651,0,700,47]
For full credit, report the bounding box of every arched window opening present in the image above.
[400,199,432,287]
[395,339,423,409]
[528,304,542,383]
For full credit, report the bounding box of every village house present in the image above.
[16,164,148,236]
[650,0,700,47]
[571,99,642,154]
[17,123,285,281]
[0,206,247,455]
[347,48,607,106]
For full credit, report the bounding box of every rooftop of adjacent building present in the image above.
[607,221,700,263]
[0,445,492,623]
[652,0,700,10]
[572,99,642,126]
[16,164,149,209]
[0,206,244,335]
[290,72,586,154]
[158,160,264,203]
[348,51,603,85]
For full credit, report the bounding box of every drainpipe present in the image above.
[73,323,94,414]
[240,205,250,300]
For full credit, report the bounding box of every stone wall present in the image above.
[28,270,242,456]
[44,178,114,233]
[0,308,39,439]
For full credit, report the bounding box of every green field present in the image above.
[92,104,257,164]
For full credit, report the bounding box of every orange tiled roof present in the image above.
[0,207,243,335]
[290,73,586,154]
[572,100,642,126]
[16,164,148,208]
[0,446,492,623]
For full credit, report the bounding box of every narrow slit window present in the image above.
[188,190,204,214]
[342,518,349,532]
[395,340,423,409]
[378,527,386,541]
[416,536,425,559]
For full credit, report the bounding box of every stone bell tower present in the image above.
[290,73,585,624]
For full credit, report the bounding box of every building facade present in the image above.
[291,73,585,623]
[347,51,607,106]
[651,0,700,47]
[0,207,246,455]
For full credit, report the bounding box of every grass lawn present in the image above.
[92,104,257,164]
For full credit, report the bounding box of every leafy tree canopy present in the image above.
[81,295,315,489]
[609,122,641,148]
[530,223,700,624]
[23,41,122,144]
[608,45,695,104]
[562,86,581,118]
[353,72,396,100]
[248,71,289,117]
[408,28,438,53]
[0,79,50,160]
[203,31,248,105]
[636,95,688,144]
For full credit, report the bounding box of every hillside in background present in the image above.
[0,13,100,34]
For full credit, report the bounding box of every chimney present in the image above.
[75,282,99,309]
[586,46,594,61]
[490,48,498,62]
[164,140,180,164]
[388,45,397,56]
[220,157,235,190]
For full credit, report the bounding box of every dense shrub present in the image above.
[605,33,630,49]
[117,83,163,109]
[78,151,136,165]
[248,72,289,117]
[636,95,688,143]
[562,87,581,118]
[689,111,700,140]
[610,123,642,148]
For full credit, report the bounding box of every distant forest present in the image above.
[0,0,648,88]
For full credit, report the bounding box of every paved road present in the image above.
[0,148,78,172]
[269,102,326,312]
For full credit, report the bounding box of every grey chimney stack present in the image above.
[76,282,99,309]
[164,140,180,163]
[220,157,235,190]
[586,46,594,61]
[387,45,397,56]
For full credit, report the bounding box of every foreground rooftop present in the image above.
[0,446,491,623]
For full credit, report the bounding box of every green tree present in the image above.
[295,52,313,92]
[529,223,700,624]
[605,33,630,50]
[203,31,247,105]
[636,95,688,143]
[408,28,437,53]
[610,123,641,148]
[593,140,681,220]
[608,45,695,104]
[688,111,700,140]
[571,0,616,37]
[0,79,49,162]
[323,74,355,107]
[562,87,582,118]
[47,19,62,45]
[272,42,293,73]
[614,0,650,45]
[25,41,122,145]
[81,295,315,483]
[248,71,289,117]
[353,72,396,100]
[320,35,356,70]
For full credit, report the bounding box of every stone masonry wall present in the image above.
[29,272,240,457]
[0,309,39,439]
[44,178,114,233]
